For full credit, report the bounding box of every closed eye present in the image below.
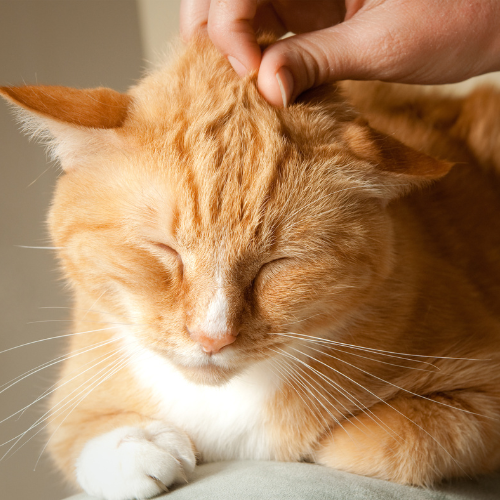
[150,242,183,274]
[153,242,180,259]
[254,257,290,285]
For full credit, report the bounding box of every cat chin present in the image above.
[174,362,240,386]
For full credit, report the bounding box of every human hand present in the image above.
[180,0,500,107]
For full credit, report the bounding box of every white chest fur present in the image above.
[128,347,282,462]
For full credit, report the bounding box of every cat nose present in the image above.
[188,328,238,354]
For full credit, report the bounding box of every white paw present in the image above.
[76,422,196,500]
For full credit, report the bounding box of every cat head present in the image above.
[0,35,451,385]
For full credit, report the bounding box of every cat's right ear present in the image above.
[0,85,131,169]
[343,120,453,201]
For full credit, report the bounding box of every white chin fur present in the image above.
[76,422,195,500]
[125,336,283,462]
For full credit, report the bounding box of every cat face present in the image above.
[49,127,392,385]
[0,36,450,385]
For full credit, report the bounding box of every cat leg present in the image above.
[314,391,500,486]
[51,413,196,500]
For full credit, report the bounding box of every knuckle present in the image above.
[207,21,227,48]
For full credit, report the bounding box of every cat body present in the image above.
[2,36,500,499]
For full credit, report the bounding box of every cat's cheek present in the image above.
[75,423,196,500]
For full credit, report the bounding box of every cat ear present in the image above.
[0,85,131,169]
[343,120,453,200]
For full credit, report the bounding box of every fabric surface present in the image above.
[65,460,500,500]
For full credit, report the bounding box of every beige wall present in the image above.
[138,0,182,67]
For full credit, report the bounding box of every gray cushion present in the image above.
[65,460,500,500]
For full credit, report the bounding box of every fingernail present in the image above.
[227,56,247,76]
[275,67,293,108]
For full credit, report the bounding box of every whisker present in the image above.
[270,355,337,442]
[274,350,367,440]
[271,331,485,362]
[271,357,320,416]
[0,336,123,396]
[0,326,117,355]
[15,339,126,423]
[286,345,471,475]
[15,245,63,250]
[26,164,53,188]
[0,343,125,428]
[293,342,491,420]
[3,351,130,463]
[278,313,324,328]
[270,332,439,369]
[267,360,287,398]
[271,352,332,426]
[35,349,149,469]
[0,346,130,460]
[274,347,402,444]
[272,333,437,372]
[81,290,107,321]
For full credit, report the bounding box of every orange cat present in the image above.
[1,35,500,499]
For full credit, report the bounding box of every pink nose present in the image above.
[188,329,237,354]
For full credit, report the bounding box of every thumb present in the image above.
[257,20,384,107]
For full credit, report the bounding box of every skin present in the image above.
[180,0,500,107]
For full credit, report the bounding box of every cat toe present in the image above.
[76,424,195,500]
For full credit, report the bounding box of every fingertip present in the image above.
[206,0,262,76]
[257,27,365,107]
[258,43,299,107]
[275,67,294,108]
[257,64,289,108]
[227,56,248,78]
[208,20,262,75]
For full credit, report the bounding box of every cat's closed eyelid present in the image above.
[262,256,289,267]
[254,257,290,283]
[150,242,183,263]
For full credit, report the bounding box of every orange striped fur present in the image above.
[2,35,500,496]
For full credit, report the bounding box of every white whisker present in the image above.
[35,349,150,469]
[271,352,331,426]
[294,342,491,419]
[270,331,485,362]
[286,344,470,474]
[15,245,63,250]
[0,346,131,460]
[272,332,437,372]
[81,290,107,321]
[0,336,123,396]
[0,326,117,355]
[275,350,364,440]
[0,343,125,429]
[274,347,402,444]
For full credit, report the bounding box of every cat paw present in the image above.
[76,422,196,500]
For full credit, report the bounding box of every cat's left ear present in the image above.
[0,85,131,169]
[344,120,453,201]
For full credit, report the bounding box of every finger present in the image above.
[258,7,419,108]
[180,0,211,42]
[207,0,262,76]
[258,0,500,107]
[257,22,370,107]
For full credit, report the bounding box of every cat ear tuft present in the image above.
[344,121,453,200]
[0,85,131,169]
